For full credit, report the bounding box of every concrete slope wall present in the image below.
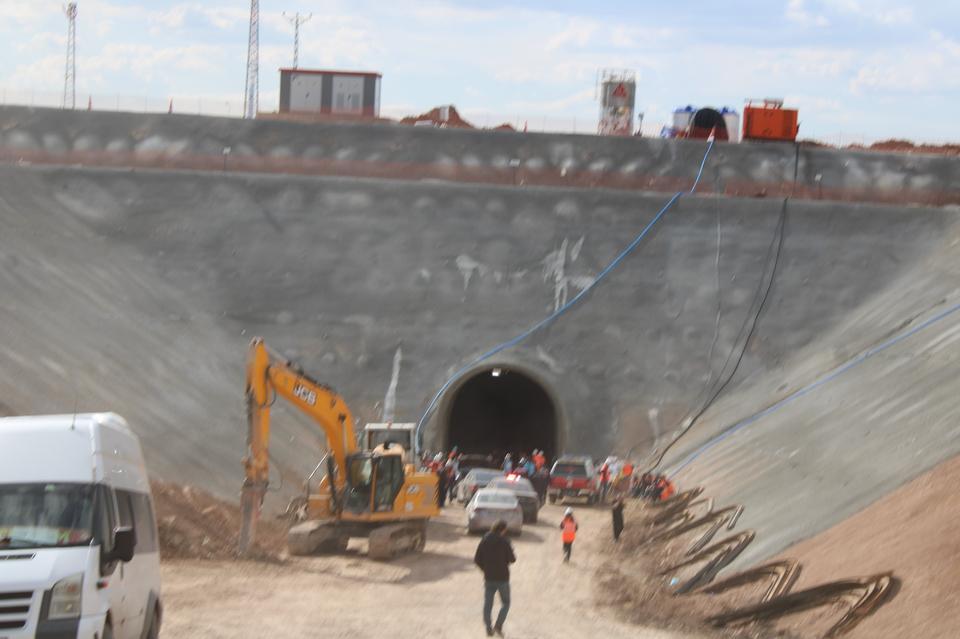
[1,106,958,207]
[664,217,960,568]
[2,160,958,535]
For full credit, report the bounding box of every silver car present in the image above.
[456,468,504,505]
[466,488,523,535]
[487,476,540,523]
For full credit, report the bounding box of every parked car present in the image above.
[456,468,504,505]
[466,488,523,535]
[487,476,540,523]
[548,455,600,504]
[455,454,498,480]
[0,412,162,639]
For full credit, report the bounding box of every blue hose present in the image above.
[415,140,716,454]
[669,297,960,476]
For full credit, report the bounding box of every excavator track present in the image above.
[367,520,428,561]
[287,520,349,556]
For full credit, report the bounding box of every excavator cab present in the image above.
[343,452,406,514]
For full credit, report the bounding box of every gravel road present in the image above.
[160,503,705,639]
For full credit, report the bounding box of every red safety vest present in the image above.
[561,518,577,543]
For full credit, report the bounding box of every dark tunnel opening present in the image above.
[443,368,559,462]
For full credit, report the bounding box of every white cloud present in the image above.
[0,0,55,23]
[788,0,915,27]
[2,54,65,92]
[786,0,830,27]
[848,47,959,94]
[823,0,914,25]
[406,4,519,23]
[15,32,64,54]
[507,88,596,113]
[545,20,599,52]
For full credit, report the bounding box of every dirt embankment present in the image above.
[596,501,786,639]
[597,492,908,639]
[778,454,960,639]
[801,138,960,156]
[152,481,287,561]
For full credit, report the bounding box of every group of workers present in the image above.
[423,447,554,508]
[633,472,677,502]
[424,448,461,507]
[501,449,547,475]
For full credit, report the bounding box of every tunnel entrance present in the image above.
[443,367,559,461]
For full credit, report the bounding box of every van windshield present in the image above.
[0,483,95,549]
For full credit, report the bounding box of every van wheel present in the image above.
[145,606,160,639]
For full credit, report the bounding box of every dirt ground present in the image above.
[778,454,960,639]
[152,481,286,561]
[159,502,710,639]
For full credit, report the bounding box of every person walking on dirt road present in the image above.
[611,498,625,542]
[474,520,516,637]
[560,508,578,562]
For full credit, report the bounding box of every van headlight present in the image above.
[47,573,83,620]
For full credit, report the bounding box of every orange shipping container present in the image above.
[743,106,798,142]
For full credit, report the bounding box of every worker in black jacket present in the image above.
[473,520,516,637]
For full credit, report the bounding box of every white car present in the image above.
[0,413,161,639]
[465,489,523,535]
[456,468,504,505]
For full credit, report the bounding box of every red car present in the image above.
[548,456,600,504]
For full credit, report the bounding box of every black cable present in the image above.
[646,197,789,472]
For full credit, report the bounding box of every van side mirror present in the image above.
[110,527,136,563]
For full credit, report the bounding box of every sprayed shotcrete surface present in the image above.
[1,109,959,574]
[1,105,959,206]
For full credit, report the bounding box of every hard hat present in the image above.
[564,507,573,517]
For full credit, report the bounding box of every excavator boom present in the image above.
[239,338,356,553]
[238,337,438,559]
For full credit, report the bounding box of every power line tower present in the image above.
[242,0,259,119]
[283,11,312,69]
[63,2,78,110]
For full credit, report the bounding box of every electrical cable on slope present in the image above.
[413,140,717,454]
[645,198,788,473]
[647,191,727,460]
[667,294,960,476]
[636,138,805,471]
[651,140,960,476]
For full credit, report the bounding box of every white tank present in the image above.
[672,106,696,131]
[721,108,740,143]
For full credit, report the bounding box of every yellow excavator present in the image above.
[238,338,439,559]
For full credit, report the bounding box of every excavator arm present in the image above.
[239,337,356,553]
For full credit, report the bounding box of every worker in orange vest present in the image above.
[559,507,578,563]
[656,475,676,501]
[533,449,546,471]
[620,461,634,496]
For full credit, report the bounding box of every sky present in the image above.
[1,0,958,142]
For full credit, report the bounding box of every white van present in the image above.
[0,413,161,639]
